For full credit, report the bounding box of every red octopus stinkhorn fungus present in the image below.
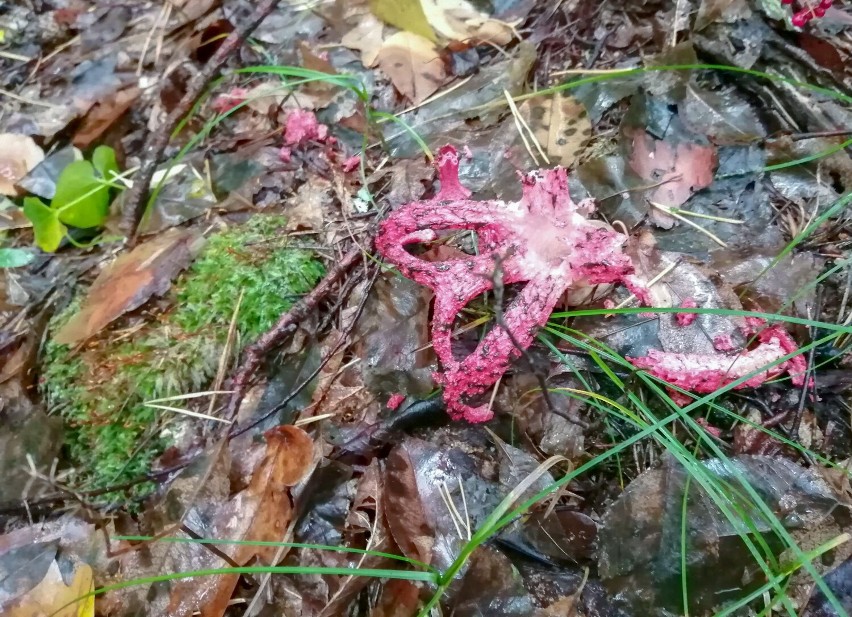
[376,147,809,421]
[375,146,647,422]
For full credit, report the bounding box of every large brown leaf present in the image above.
[166,426,316,617]
[54,228,203,346]
[384,445,434,565]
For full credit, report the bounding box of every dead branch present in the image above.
[225,246,364,421]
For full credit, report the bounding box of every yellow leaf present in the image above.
[9,561,94,617]
[376,31,447,105]
[368,0,436,42]
[518,92,593,167]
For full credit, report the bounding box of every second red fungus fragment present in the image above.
[676,298,699,326]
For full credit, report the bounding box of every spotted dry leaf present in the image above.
[518,92,592,167]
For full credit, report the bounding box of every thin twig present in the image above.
[224,246,363,423]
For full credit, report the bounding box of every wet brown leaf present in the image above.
[53,228,204,346]
[167,425,315,617]
[370,579,421,617]
[519,92,592,168]
[376,32,447,104]
[384,445,434,565]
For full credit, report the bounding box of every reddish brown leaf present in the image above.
[370,579,421,617]
[168,425,315,617]
[72,86,141,148]
[627,128,716,225]
[53,228,203,346]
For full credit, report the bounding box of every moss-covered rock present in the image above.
[42,216,325,501]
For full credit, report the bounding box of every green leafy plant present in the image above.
[23,145,120,252]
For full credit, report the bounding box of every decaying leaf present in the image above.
[518,92,593,167]
[598,455,840,614]
[53,228,204,346]
[7,560,94,617]
[376,31,447,104]
[0,134,45,197]
[72,86,141,148]
[627,128,716,227]
[384,444,435,565]
[340,13,384,67]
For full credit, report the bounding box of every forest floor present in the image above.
[2,0,852,615]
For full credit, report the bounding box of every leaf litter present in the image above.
[1,1,852,616]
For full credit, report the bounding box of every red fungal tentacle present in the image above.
[435,145,472,200]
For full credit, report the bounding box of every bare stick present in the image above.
[224,246,364,420]
[120,0,281,242]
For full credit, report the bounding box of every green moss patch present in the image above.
[42,216,325,500]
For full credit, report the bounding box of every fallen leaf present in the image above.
[53,228,204,345]
[286,175,330,231]
[627,128,716,227]
[167,425,315,617]
[298,41,340,108]
[519,92,592,167]
[681,85,765,145]
[369,0,437,42]
[598,456,839,614]
[8,560,94,617]
[72,86,141,148]
[419,0,513,44]
[384,444,435,565]
[371,579,421,617]
[376,31,447,104]
[0,134,45,196]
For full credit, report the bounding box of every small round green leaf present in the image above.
[52,160,110,229]
[92,145,119,183]
[23,196,67,252]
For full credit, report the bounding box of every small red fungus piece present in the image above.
[212,87,249,114]
[342,155,361,173]
[387,393,406,410]
[284,109,329,146]
[676,298,699,326]
[376,145,645,423]
[713,334,736,352]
